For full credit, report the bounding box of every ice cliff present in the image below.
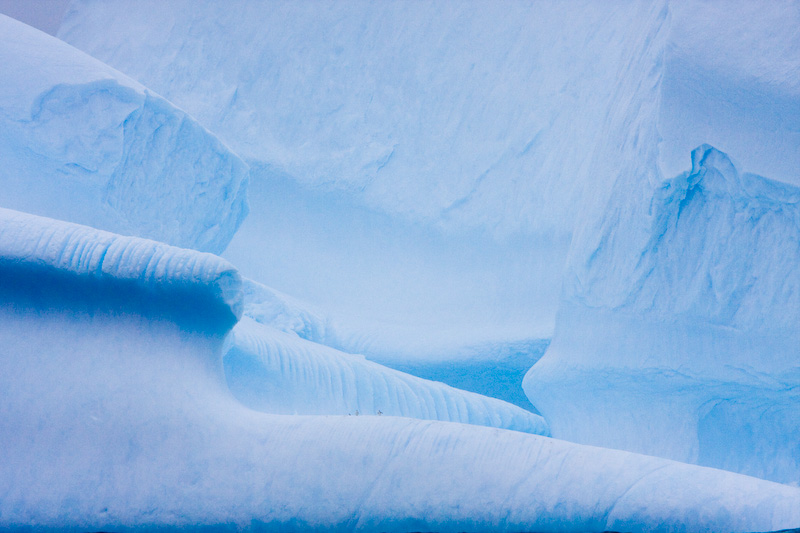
[2,208,800,532]
[526,145,800,484]
[56,0,674,349]
[0,14,248,254]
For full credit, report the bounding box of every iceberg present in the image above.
[0,14,248,254]
[2,208,800,532]
[525,146,800,484]
[56,0,672,350]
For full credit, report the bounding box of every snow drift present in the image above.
[3,208,800,531]
[0,14,248,254]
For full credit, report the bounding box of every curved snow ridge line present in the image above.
[0,207,242,331]
[225,318,549,436]
[0,15,248,253]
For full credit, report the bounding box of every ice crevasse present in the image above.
[2,207,800,532]
[0,14,248,254]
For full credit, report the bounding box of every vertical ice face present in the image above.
[57,0,671,348]
[58,0,672,237]
[521,2,800,484]
[526,145,800,482]
[0,14,248,254]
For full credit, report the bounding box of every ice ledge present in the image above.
[0,207,242,333]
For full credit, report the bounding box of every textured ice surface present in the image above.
[0,14,248,253]
[2,211,800,532]
[0,207,242,330]
[526,145,800,484]
[57,0,671,348]
[57,1,800,353]
[225,317,548,434]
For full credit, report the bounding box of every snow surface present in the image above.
[0,14,248,254]
[2,209,800,532]
[225,317,548,434]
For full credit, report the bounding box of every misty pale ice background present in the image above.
[0,0,799,532]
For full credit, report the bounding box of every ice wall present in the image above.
[526,146,800,483]
[521,1,800,484]
[0,14,248,254]
[225,317,549,434]
[58,0,664,236]
[57,0,671,347]
[2,212,800,532]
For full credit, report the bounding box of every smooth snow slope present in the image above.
[2,209,800,532]
[225,317,549,434]
[0,14,248,254]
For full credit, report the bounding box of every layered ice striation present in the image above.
[0,14,248,253]
[225,317,549,434]
[2,210,800,532]
[0,207,242,330]
[526,145,800,484]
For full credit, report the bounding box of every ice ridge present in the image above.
[0,207,242,332]
[225,317,549,435]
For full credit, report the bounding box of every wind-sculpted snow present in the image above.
[526,146,800,484]
[1,227,799,532]
[224,317,548,435]
[0,14,248,253]
[240,278,548,412]
[0,207,242,330]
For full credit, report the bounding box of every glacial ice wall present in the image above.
[225,317,549,435]
[57,0,672,348]
[517,2,800,485]
[2,211,800,532]
[58,0,668,236]
[0,14,248,254]
[526,145,800,483]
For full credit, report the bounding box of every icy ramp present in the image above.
[0,14,248,253]
[1,210,800,531]
[226,317,549,435]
